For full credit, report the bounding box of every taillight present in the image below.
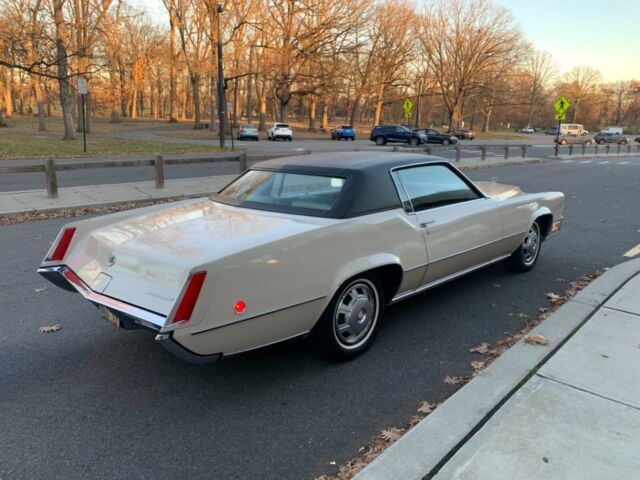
[47,227,76,262]
[172,272,207,323]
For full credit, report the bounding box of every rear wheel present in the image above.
[504,221,542,272]
[442,139,451,146]
[375,136,386,146]
[409,137,419,146]
[309,274,384,361]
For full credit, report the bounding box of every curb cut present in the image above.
[355,258,640,480]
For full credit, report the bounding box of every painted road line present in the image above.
[599,161,610,164]
[562,160,574,163]
[579,160,592,164]
[618,161,630,165]
[623,243,640,258]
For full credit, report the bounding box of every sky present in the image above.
[133,0,639,83]
[495,0,639,82]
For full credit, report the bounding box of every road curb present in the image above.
[355,258,640,480]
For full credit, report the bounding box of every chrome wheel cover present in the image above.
[333,280,379,348]
[522,223,540,266]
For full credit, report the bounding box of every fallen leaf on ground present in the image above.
[546,292,562,302]
[471,360,486,371]
[417,401,435,414]
[380,428,402,442]
[39,325,61,333]
[444,375,464,385]
[34,287,47,293]
[524,333,548,346]
[470,342,491,354]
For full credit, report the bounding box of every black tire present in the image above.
[288,137,292,142]
[598,139,606,145]
[409,137,419,146]
[504,221,542,272]
[309,273,384,361]
[442,139,451,146]
[351,137,355,141]
[375,136,386,146]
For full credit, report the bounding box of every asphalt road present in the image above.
[1,159,639,479]
[0,136,566,192]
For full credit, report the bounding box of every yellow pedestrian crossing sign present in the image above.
[554,112,566,121]
[403,98,413,114]
[554,97,570,114]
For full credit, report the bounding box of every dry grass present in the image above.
[0,114,225,159]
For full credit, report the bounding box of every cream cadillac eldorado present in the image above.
[38,152,564,363]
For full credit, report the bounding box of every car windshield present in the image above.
[216,170,346,214]
[242,125,256,130]
[341,125,353,129]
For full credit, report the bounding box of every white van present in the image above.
[601,126,623,135]
[560,123,587,135]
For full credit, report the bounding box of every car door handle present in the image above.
[420,220,435,228]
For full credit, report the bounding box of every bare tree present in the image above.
[525,49,557,127]
[52,0,75,139]
[419,0,525,131]
[561,66,602,123]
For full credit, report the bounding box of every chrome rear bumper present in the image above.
[37,266,166,332]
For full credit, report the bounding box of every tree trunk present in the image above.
[53,0,75,140]
[3,71,12,117]
[349,93,362,126]
[321,100,329,130]
[232,77,239,127]
[258,95,267,131]
[246,49,254,124]
[308,96,317,130]
[191,73,201,129]
[168,5,178,123]
[373,84,385,126]
[481,106,492,133]
[33,79,46,131]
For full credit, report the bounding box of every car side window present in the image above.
[396,164,481,212]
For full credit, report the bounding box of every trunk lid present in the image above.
[66,199,332,315]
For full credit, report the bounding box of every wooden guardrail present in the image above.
[0,152,304,199]
[395,144,532,162]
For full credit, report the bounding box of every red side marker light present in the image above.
[48,227,76,262]
[234,300,246,315]
[173,272,207,324]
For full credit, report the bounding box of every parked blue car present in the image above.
[331,125,356,141]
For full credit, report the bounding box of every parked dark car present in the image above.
[453,129,475,140]
[237,124,259,141]
[634,137,640,143]
[331,125,356,141]
[369,125,423,146]
[413,128,458,145]
[594,133,630,145]
[545,127,558,135]
[554,134,595,145]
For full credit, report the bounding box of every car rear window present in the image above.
[217,170,346,214]
[275,124,290,128]
[341,125,353,129]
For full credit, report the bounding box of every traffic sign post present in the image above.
[553,96,571,157]
[77,78,88,153]
[403,98,413,124]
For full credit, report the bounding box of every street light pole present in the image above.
[216,3,225,148]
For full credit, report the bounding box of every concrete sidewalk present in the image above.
[356,259,640,480]
[0,174,235,215]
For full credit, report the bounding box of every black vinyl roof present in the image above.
[250,152,447,218]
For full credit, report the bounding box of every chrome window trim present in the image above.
[389,161,487,217]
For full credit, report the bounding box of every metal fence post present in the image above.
[617,144,621,154]
[238,152,248,172]
[481,145,487,161]
[627,144,631,154]
[594,144,599,155]
[44,157,58,198]
[582,144,586,155]
[154,155,165,189]
[503,145,509,160]
[569,144,574,156]
[426,145,432,155]
[520,145,527,158]
[637,144,640,154]
[455,145,461,163]
[606,145,610,155]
